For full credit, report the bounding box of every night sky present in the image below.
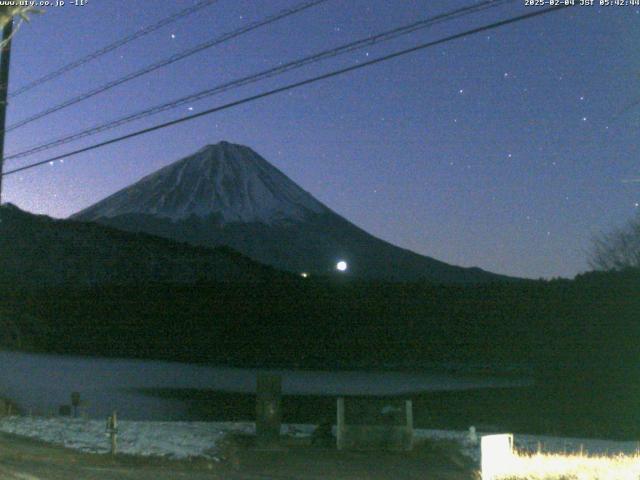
[3,0,639,279]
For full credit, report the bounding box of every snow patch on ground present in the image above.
[0,417,256,459]
[0,417,636,464]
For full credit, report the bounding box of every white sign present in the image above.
[481,433,514,480]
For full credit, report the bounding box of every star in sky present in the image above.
[5,0,636,280]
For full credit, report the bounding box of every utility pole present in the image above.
[0,17,13,204]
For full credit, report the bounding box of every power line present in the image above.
[2,4,570,178]
[8,0,221,98]
[6,0,514,162]
[5,0,328,133]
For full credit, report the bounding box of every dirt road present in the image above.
[0,432,476,479]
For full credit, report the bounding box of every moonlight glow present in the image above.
[336,261,348,272]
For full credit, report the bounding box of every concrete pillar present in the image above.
[405,399,414,451]
[336,397,345,450]
[405,400,413,429]
[256,374,282,447]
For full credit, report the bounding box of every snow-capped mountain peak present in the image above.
[74,142,328,224]
[73,141,511,283]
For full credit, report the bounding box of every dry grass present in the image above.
[492,450,640,480]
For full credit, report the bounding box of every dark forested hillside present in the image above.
[0,204,286,286]
[1,264,638,438]
[3,270,637,378]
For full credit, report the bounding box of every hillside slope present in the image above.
[0,203,282,287]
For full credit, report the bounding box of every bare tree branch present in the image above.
[589,213,640,271]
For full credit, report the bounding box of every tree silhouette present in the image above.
[589,213,640,271]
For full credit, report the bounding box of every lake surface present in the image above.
[0,350,529,420]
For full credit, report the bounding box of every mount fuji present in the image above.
[72,141,509,283]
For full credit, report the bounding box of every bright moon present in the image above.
[336,261,348,272]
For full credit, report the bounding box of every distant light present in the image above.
[336,261,348,272]
[300,272,309,278]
